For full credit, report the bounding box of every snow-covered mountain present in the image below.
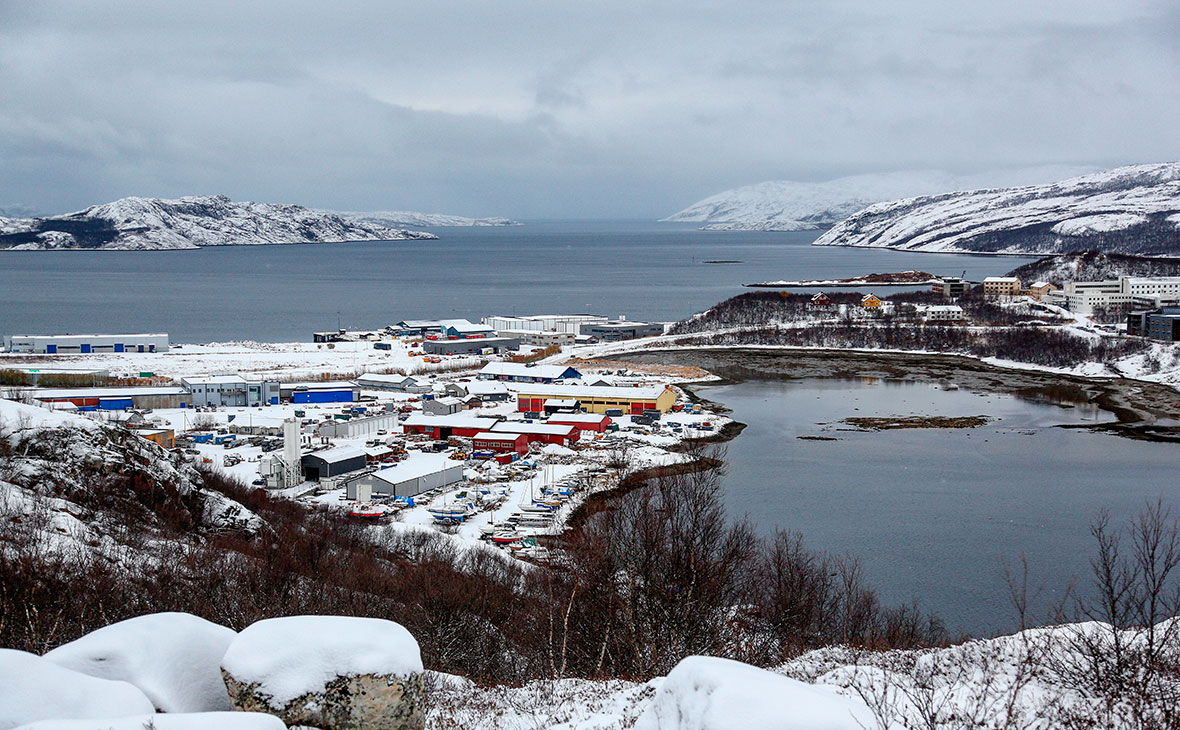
[663,166,1099,231]
[0,195,439,251]
[336,210,519,228]
[813,162,1180,255]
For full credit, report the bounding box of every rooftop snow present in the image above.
[27,386,189,399]
[401,413,503,429]
[363,452,460,484]
[510,383,673,400]
[303,446,366,463]
[479,362,579,379]
[491,421,577,436]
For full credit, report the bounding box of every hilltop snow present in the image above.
[813,162,1180,255]
[337,210,518,228]
[0,195,439,251]
[663,166,1096,231]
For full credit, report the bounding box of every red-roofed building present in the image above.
[548,413,612,433]
[472,432,529,457]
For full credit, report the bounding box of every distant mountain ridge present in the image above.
[0,195,440,251]
[336,210,519,228]
[812,163,1180,256]
[663,166,1098,231]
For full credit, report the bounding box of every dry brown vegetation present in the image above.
[1,439,948,682]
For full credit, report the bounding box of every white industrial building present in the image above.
[1046,276,1180,314]
[345,453,465,500]
[355,373,430,392]
[182,375,280,407]
[478,362,582,383]
[917,305,965,322]
[317,411,400,439]
[3,333,170,354]
[481,314,608,339]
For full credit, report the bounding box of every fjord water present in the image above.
[0,222,1036,342]
[701,378,1180,637]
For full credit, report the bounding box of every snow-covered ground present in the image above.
[0,339,480,381]
[0,337,734,556]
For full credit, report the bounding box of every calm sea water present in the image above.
[0,222,1036,342]
[700,378,1180,638]
[2,221,1173,636]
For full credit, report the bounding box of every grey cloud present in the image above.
[0,0,1177,218]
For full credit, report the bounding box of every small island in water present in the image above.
[746,269,939,287]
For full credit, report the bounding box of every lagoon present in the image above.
[699,377,1180,637]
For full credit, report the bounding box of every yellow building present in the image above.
[861,293,883,309]
[983,277,1022,296]
[1027,281,1057,300]
[515,384,677,414]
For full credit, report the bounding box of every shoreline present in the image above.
[619,346,1180,444]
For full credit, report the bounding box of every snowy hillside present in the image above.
[0,195,439,251]
[1008,250,1180,286]
[0,398,259,559]
[337,210,519,228]
[813,163,1180,255]
[663,166,1097,231]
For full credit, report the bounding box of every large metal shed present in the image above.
[345,455,464,500]
[301,446,367,481]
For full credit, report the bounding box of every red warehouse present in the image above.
[401,413,502,439]
[490,421,578,446]
[548,413,612,433]
[472,432,529,457]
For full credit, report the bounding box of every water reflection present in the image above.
[699,377,1176,637]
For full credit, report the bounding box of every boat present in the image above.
[347,502,389,519]
[491,530,525,543]
[512,513,555,528]
[428,501,478,524]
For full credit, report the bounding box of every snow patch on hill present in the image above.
[663,166,1098,231]
[813,162,1180,255]
[337,210,519,228]
[0,195,439,251]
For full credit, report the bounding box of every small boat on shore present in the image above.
[429,501,478,524]
[347,502,389,519]
[491,530,525,543]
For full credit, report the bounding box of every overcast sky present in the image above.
[1,0,1178,218]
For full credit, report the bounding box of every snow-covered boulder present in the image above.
[632,656,875,730]
[220,615,426,730]
[43,612,236,713]
[0,649,155,730]
[12,712,286,730]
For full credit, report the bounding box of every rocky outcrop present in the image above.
[220,615,426,730]
[222,670,425,730]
